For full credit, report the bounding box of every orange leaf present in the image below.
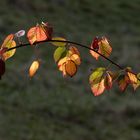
[70,54,81,65]
[65,60,77,77]
[68,46,80,57]
[91,78,105,96]
[89,67,106,96]
[1,34,16,61]
[27,24,51,45]
[29,60,40,77]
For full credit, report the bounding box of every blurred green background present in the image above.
[0,0,140,139]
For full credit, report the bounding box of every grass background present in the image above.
[0,0,140,139]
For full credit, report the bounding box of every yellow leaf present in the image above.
[70,54,81,65]
[1,34,16,61]
[51,37,66,47]
[68,46,80,57]
[98,37,112,58]
[29,60,40,77]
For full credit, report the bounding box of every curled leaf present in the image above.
[29,60,40,77]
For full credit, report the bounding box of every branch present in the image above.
[7,39,123,69]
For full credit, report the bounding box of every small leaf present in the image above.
[1,34,16,61]
[70,54,81,65]
[118,76,128,92]
[54,46,66,62]
[65,60,77,77]
[104,72,112,90]
[68,46,80,56]
[90,37,101,60]
[0,59,5,79]
[51,37,66,47]
[29,60,40,77]
[15,30,25,37]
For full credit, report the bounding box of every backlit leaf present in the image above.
[29,60,40,77]
[27,23,51,45]
[118,76,128,92]
[1,34,16,61]
[70,54,81,65]
[68,46,80,57]
[90,37,100,60]
[104,72,113,90]
[65,60,77,77]
[90,37,112,60]
[54,46,66,62]
[89,67,106,96]
[51,37,66,47]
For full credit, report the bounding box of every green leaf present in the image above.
[51,37,66,47]
[89,67,105,84]
[54,46,66,62]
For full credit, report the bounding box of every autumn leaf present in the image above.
[29,60,40,77]
[70,54,81,65]
[0,59,5,79]
[104,72,113,90]
[89,67,106,96]
[27,23,52,45]
[118,75,128,92]
[90,37,100,60]
[1,34,16,61]
[51,37,66,47]
[90,37,112,60]
[53,46,66,62]
[68,46,80,57]
[99,37,112,58]
[65,60,77,77]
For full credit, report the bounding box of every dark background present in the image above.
[0,0,140,139]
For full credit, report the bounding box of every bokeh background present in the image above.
[0,0,140,139]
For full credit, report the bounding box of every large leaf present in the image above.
[51,37,66,47]
[1,34,16,61]
[53,46,66,62]
[89,67,106,96]
[27,23,52,45]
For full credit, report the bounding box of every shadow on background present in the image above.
[0,0,140,139]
